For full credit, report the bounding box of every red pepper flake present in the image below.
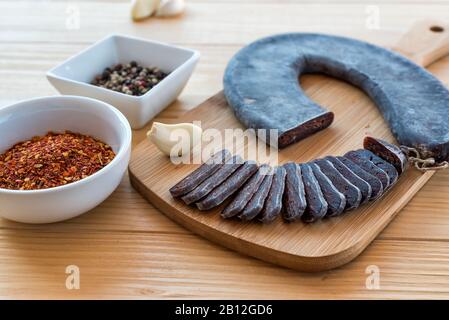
[0,131,116,190]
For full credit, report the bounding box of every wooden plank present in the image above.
[1,2,449,46]
[379,169,449,241]
[1,229,449,299]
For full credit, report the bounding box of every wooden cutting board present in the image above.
[129,20,449,272]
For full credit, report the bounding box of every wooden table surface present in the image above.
[1,0,449,299]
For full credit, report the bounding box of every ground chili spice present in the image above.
[0,131,116,190]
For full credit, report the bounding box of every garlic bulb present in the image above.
[155,0,185,17]
[147,122,202,157]
[131,0,160,21]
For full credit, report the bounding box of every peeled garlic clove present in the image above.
[147,122,202,157]
[131,0,160,21]
[155,0,185,17]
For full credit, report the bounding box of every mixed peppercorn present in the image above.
[91,61,168,96]
[0,131,116,190]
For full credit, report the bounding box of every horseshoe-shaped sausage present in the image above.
[224,33,449,161]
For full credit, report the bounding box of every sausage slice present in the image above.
[313,159,362,210]
[181,155,243,205]
[170,149,231,197]
[282,162,306,221]
[300,164,328,223]
[350,149,399,188]
[344,151,390,190]
[222,164,270,218]
[336,156,383,200]
[260,166,287,223]
[239,167,274,221]
[196,161,258,211]
[363,136,407,175]
[309,162,346,217]
[325,156,372,204]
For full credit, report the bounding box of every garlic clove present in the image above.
[155,0,185,17]
[147,122,202,157]
[131,0,160,21]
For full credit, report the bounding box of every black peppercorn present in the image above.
[91,61,169,96]
[101,70,111,80]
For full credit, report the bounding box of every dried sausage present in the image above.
[350,149,398,188]
[196,161,258,211]
[222,164,270,218]
[309,162,346,217]
[282,162,306,221]
[313,159,362,210]
[336,156,383,200]
[224,33,449,162]
[325,156,372,204]
[239,167,274,221]
[260,166,287,223]
[300,164,328,223]
[181,155,243,205]
[363,136,407,175]
[344,151,390,190]
[170,149,231,197]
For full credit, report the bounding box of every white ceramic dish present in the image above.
[46,34,200,129]
[0,96,132,224]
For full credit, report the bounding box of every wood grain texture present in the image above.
[1,0,449,298]
[2,1,449,46]
[2,229,449,299]
[394,20,449,66]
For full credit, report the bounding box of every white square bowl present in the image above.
[47,34,200,129]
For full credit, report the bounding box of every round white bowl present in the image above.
[0,96,132,224]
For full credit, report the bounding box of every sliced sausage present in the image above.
[170,149,231,197]
[282,162,306,222]
[309,162,346,217]
[344,151,390,190]
[351,149,399,188]
[336,156,383,200]
[239,167,274,221]
[260,166,287,223]
[196,161,258,211]
[326,156,372,204]
[221,164,270,218]
[181,155,243,205]
[313,159,362,210]
[300,164,328,223]
[363,136,407,175]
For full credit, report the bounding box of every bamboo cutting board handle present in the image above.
[394,20,449,67]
